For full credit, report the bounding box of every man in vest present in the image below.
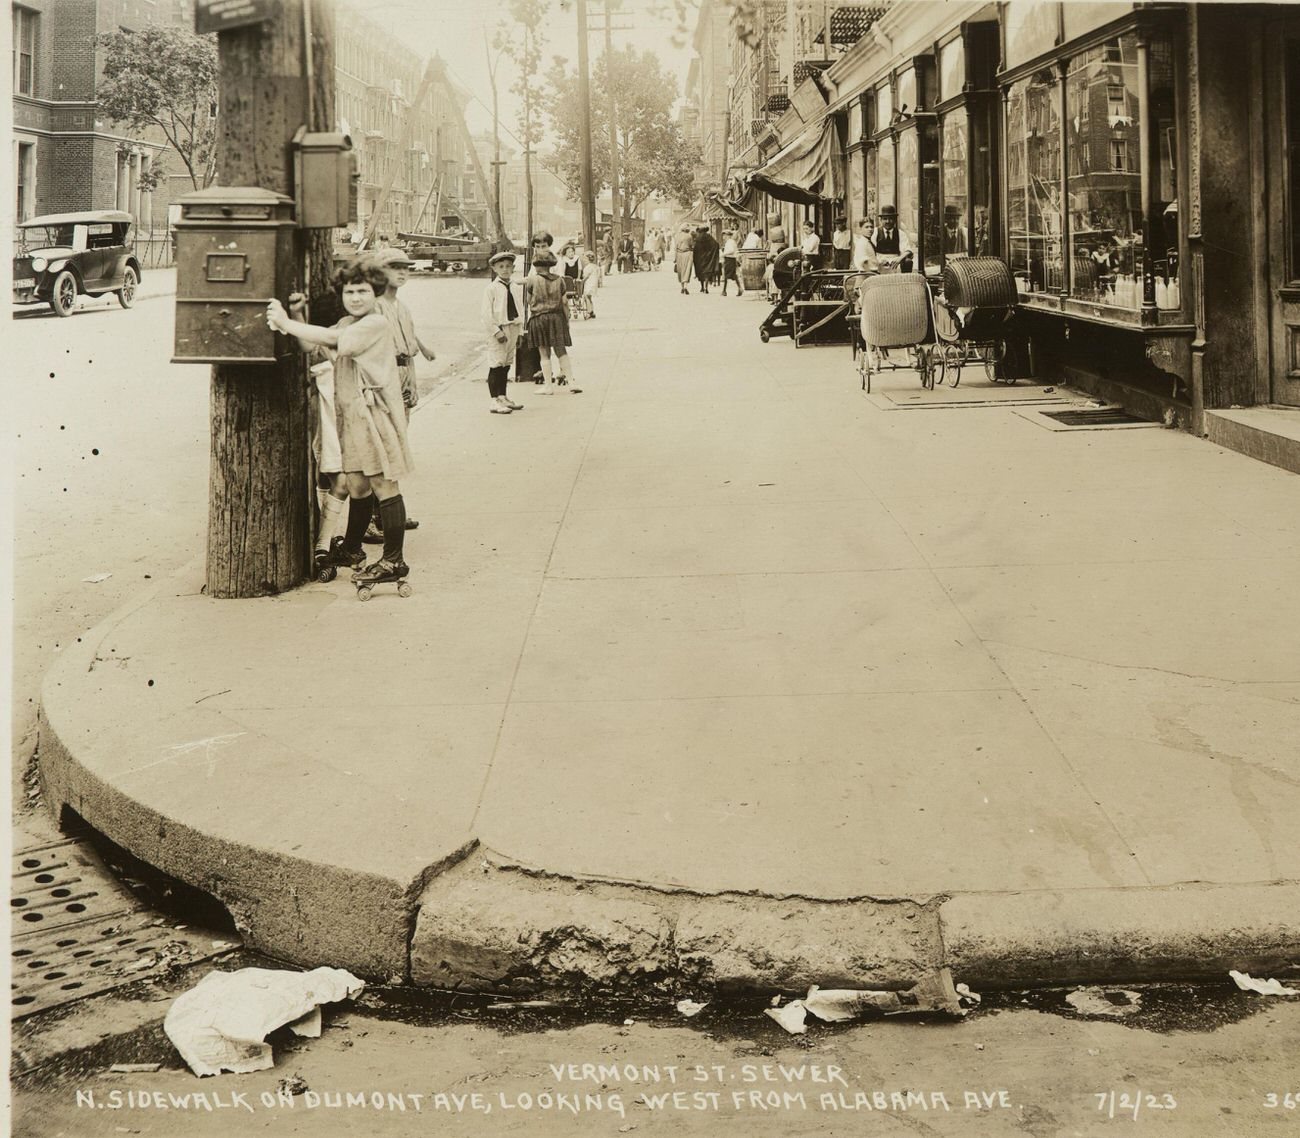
[873,204,915,271]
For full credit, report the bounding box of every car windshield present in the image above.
[19,224,76,253]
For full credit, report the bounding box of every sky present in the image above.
[351,0,700,146]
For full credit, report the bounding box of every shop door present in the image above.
[1266,23,1300,406]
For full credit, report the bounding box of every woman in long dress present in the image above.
[674,225,695,294]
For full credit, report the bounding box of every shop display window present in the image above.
[866,146,878,221]
[898,129,919,247]
[877,81,893,127]
[877,134,895,209]
[921,121,941,275]
[1066,33,1143,308]
[940,39,965,103]
[1006,68,1064,295]
[849,150,866,226]
[941,113,970,258]
[897,68,918,117]
[1148,30,1180,309]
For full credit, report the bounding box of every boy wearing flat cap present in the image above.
[368,246,432,538]
[482,250,526,413]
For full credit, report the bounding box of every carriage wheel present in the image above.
[984,339,1009,383]
[860,348,873,393]
[929,346,947,390]
[916,346,934,390]
[944,342,964,388]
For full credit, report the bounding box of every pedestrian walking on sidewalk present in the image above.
[525,249,582,394]
[721,228,743,296]
[674,225,695,293]
[693,226,720,294]
[580,251,600,318]
[267,260,415,591]
[516,231,553,386]
[482,250,526,414]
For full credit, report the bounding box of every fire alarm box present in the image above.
[172,186,296,365]
[293,128,357,229]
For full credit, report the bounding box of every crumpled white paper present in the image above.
[676,999,709,1018]
[1065,987,1141,1017]
[1230,970,1300,997]
[764,1000,809,1034]
[164,967,364,1077]
[804,986,904,1021]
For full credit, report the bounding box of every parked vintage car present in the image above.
[13,210,142,317]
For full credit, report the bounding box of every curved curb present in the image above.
[36,569,1300,996]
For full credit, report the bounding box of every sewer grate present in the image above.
[11,839,236,1019]
[1039,407,1149,427]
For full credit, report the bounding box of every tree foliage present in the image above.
[543,44,700,217]
[96,25,220,190]
[495,0,549,150]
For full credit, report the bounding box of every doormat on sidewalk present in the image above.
[1016,405,1159,431]
[868,383,1068,411]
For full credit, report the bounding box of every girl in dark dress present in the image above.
[525,250,582,395]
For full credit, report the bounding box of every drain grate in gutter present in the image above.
[11,838,235,1019]
[1040,407,1149,427]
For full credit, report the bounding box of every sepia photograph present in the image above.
[6,0,1299,1134]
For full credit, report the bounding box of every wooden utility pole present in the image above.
[207,0,334,598]
[524,23,535,260]
[603,0,621,252]
[575,0,596,250]
[485,34,508,244]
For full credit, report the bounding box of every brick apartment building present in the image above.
[12,0,191,235]
[13,0,486,253]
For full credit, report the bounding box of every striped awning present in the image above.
[746,119,842,206]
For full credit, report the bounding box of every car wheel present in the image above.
[50,270,78,317]
[117,266,138,309]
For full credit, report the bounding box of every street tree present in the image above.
[96,25,220,191]
[495,0,550,248]
[544,45,700,221]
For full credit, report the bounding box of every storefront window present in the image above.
[897,68,917,116]
[922,122,941,275]
[1149,30,1180,308]
[898,129,918,248]
[941,112,969,259]
[866,146,878,221]
[877,134,895,210]
[940,39,965,103]
[971,100,994,255]
[848,150,865,227]
[1004,0,1061,70]
[877,82,893,128]
[848,100,863,143]
[1007,69,1064,295]
[1066,33,1143,308]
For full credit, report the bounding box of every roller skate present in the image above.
[352,556,412,602]
[318,535,369,582]
[312,547,338,583]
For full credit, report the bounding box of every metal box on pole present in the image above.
[292,128,358,229]
[172,186,297,364]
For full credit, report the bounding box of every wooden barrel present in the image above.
[739,249,767,291]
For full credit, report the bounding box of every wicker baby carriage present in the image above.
[931,257,1018,386]
[857,273,941,393]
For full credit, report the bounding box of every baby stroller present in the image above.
[563,276,588,320]
[931,258,1018,386]
[856,273,942,393]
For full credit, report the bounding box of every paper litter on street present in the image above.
[804,986,904,1021]
[82,572,113,583]
[676,999,708,1018]
[1229,970,1300,997]
[1065,987,1142,1017]
[764,1000,808,1034]
[163,967,364,1077]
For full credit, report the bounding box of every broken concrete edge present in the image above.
[36,692,414,982]
[408,855,1300,998]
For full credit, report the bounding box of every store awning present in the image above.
[702,192,753,221]
[746,119,842,206]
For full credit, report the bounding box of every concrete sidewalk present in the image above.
[39,268,1300,994]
